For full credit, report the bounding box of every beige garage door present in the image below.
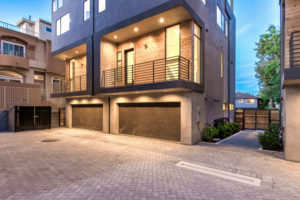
[72,105,103,131]
[119,103,181,141]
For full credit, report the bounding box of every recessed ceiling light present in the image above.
[75,51,79,54]
[114,35,118,39]
[134,27,139,32]
[159,18,165,23]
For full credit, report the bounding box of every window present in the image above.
[0,71,23,83]
[217,5,226,32]
[53,0,63,12]
[166,24,180,80]
[223,103,234,111]
[202,0,206,5]
[1,40,25,58]
[46,27,52,33]
[217,6,222,28]
[84,0,90,21]
[247,99,255,104]
[239,99,244,103]
[225,20,229,37]
[116,51,122,81]
[194,22,201,84]
[52,77,60,84]
[53,0,58,12]
[220,51,224,78]
[56,13,70,36]
[98,0,106,13]
[34,74,45,81]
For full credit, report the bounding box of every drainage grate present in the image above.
[176,161,261,187]
[41,139,60,143]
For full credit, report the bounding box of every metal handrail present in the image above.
[0,20,38,37]
[101,56,193,88]
[290,31,300,68]
[52,75,87,94]
[0,49,26,58]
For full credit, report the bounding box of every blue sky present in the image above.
[234,0,280,95]
[0,0,280,95]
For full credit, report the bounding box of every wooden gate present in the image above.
[235,109,280,130]
[15,106,51,132]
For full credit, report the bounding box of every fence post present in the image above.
[290,32,294,68]
[255,110,257,130]
[27,88,29,105]
[80,76,82,91]
[243,109,245,130]
[103,71,106,88]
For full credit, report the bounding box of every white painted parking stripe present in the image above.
[176,161,261,187]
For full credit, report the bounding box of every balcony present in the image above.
[100,56,201,93]
[0,21,38,37]
[290,31,300,68]
[0,50,29,70]
[52,75,87,95]
[283,31,300,86]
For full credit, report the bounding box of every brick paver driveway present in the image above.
[0,128,300,200]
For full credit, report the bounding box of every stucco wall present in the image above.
[284,85,300,162]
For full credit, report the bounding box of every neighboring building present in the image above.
[235,92,259,109]
[0,17,65,130]
[51,0,236,144]
[280,0,300,162]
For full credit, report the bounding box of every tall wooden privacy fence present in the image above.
[235,109,280,130]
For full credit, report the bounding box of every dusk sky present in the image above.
[0,0,280,96]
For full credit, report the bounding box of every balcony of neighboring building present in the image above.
[51,43,88,97]
[0,40,29,70]
[97,6,203,94]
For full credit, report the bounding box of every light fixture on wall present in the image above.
[134,27,139,32]
[114,35,118,39]
[75,51,79,54]
[159,18,165,23]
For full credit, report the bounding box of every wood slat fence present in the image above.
[235,109,280,130]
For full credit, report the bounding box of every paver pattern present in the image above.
[0,128,300,200]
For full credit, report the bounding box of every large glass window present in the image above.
[84,0,90,21]
[99,0,106,13]
[56,13,70,36]
[1,40,25,58]
[166,24,180,80]
[217,6,222,28]
[117,51,122,81]
[53,0,63,12]
[194,23,201,84]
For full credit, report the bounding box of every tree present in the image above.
[255,25,280,109]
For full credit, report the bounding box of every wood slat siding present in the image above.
[284,0,300,68]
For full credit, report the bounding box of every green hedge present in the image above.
[203,122,241,142]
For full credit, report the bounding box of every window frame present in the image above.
[239,99,244,103]
[193,22,201,84]
[116,51,122,82]
[53,0,63,12]
[1,40,26,58]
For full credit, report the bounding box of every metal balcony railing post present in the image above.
[290,32,294,68]
[153,61,155,83]
[103,71,106,88]
[80,76,82,91]
[178,56,181,80]
[132,65,134,85]
[188,60,190,82]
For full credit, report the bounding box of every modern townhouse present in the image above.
[0,17,65,131]
[280,0,300,162]
[51,0,236,144]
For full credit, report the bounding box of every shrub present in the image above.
[229,122,241,133]
[203,126,219,142]
[213,118,229,128]
[259,124,281,150]
[217,124,233,139]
